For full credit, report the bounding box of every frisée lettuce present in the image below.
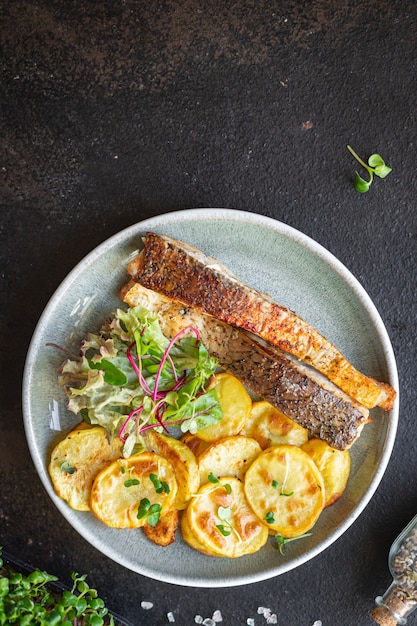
[57,306,223,457]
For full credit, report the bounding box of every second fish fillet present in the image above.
[121,281,369,451]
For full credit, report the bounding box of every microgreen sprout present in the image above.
[212,485,242,542]
[264,511,275,525]
[271,480,294,497]
[208,473,232,494]
[0,548,116,625]
[60,461,75,474]
[120,464,140,488]
[124,478,140,488]
[137,498,162,526]
[274,532,313,555]
[216,506,233,537]
[347,145,392,192]
[149,473,170,495]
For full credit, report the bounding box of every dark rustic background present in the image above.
[1,1,417,624]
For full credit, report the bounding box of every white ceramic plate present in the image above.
[23,208,399,587]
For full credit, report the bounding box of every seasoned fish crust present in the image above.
[127,232,396,411]
[122,282,369,450]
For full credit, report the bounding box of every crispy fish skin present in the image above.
[121,281,369,451]
[127,232,396,411]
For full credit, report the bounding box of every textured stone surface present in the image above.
[1,0,417,624]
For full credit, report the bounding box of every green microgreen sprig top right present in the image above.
[347,145,392,193]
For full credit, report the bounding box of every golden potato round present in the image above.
[244,444,325,538]
[180,433,211,457]
[48,426,123,511]
[301,438,350,508]
[198,436,261,484]
[186,476,269,558]
[90,452,177,528]
[143,508,179,547]
[195,373,252,442]
[240,401,308,449]
[181,513,219,557]
[145,430,199,509]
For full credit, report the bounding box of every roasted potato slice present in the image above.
[48,426,123,511]
[145,430,199,510]
[198,436,261,484]
[186,476,269,558]
[143,508,179,547]
[301,438,350,508]
[181,513,219,556]
[90,452,177,528]
[195,373,252,442]
[180,433,211,457]
[240,401,308,449]
[244,444,325,538]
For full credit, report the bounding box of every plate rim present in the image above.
[22,207,399,587]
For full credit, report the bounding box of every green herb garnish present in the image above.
[0,548,116,625]
[274,532,313,555]
[60,461,75,474]
[137,498,162,526]
[347,145,392,192]
[207,473,232,494]
[149,473,170,495]
[58,306,223,458]
[124,478,140,488]
[264,511,275,524]
[271,479,293,496]
[216,506,233,537]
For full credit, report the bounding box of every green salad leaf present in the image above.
[58,306,223,457]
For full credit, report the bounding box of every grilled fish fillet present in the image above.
[127,232,396,411]
[121,281,369,450]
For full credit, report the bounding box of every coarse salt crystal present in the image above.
[266,614,277,624]
[212,609,223,622]
[247,619,255,626]
[141,601,153,610]
[312,622,322,626]
[202,619,215,626]
[195,617,204,624]
[167,612,175,622]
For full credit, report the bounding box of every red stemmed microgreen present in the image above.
[120,323,220,448]
[126,341,153,396]
[151,326,200,403]
[58,306,223,458]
